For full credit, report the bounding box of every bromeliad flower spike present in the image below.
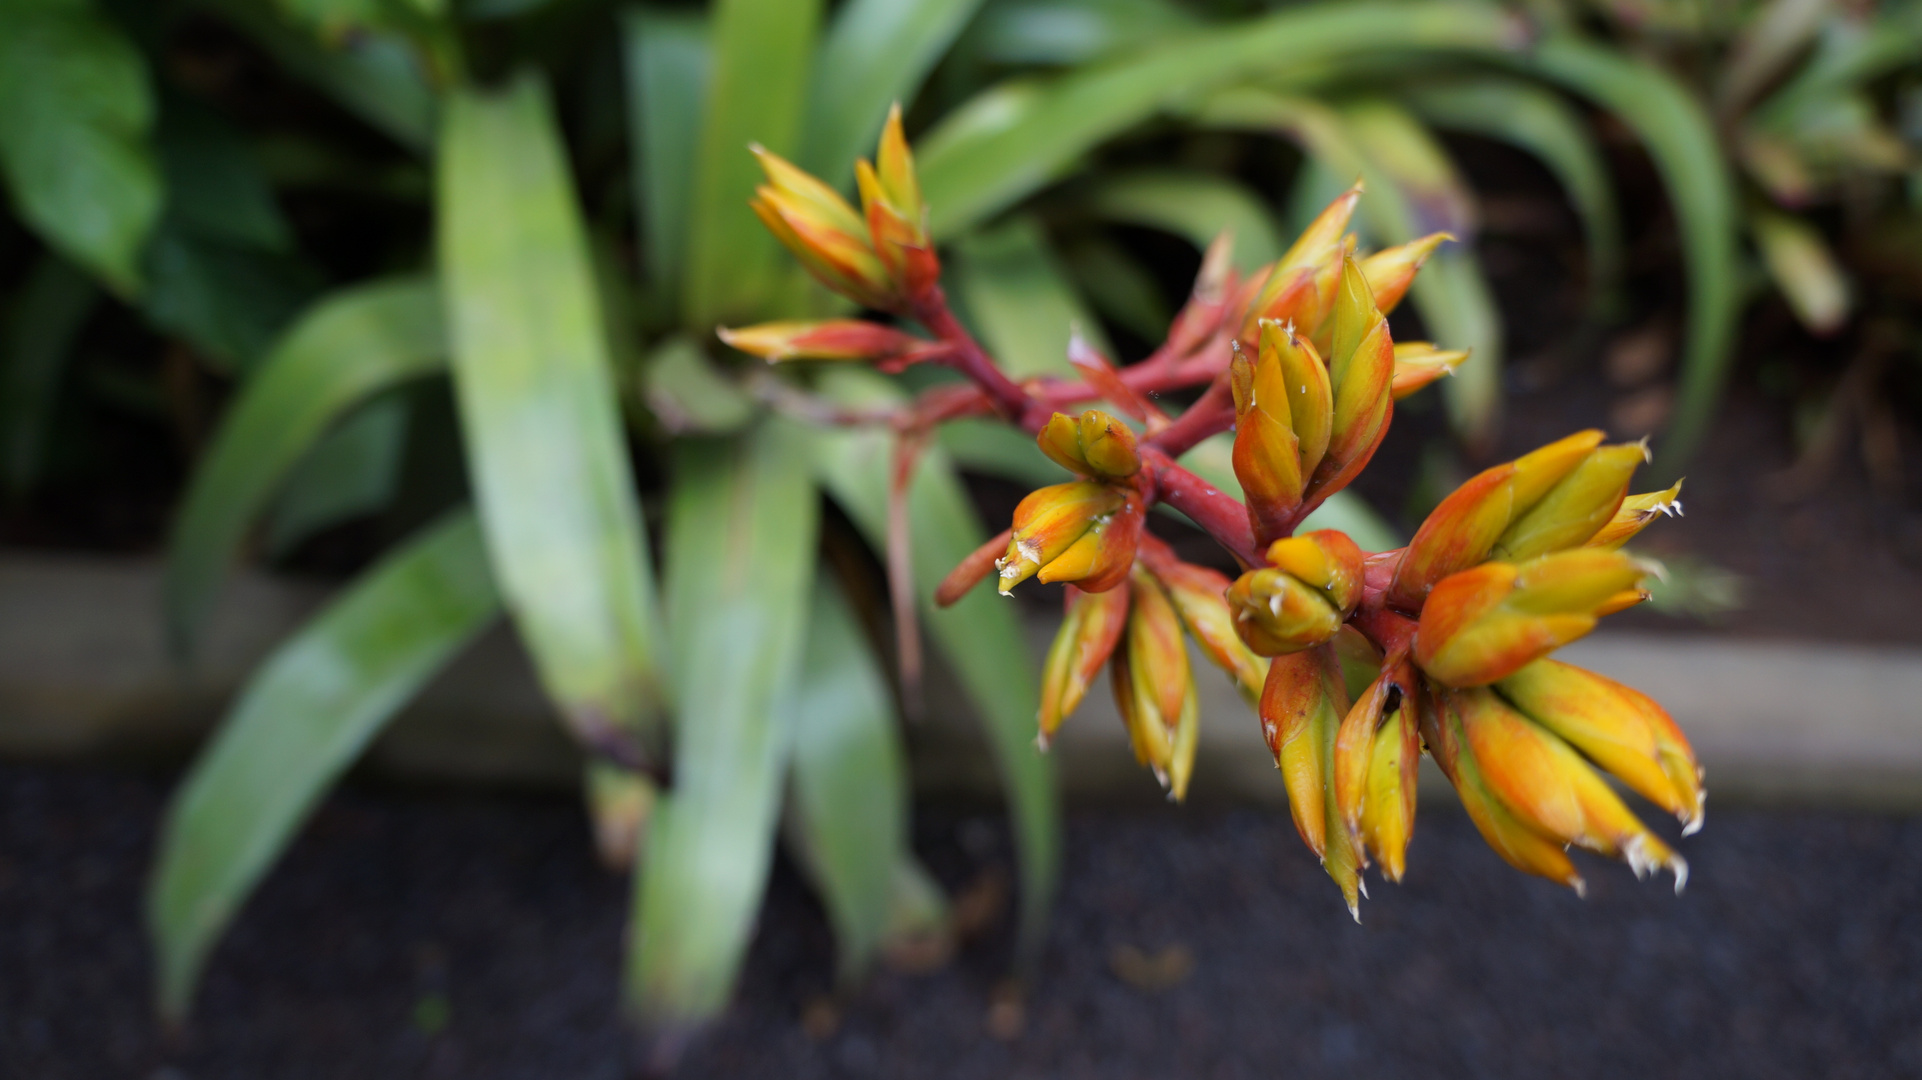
[721,106,1703,920]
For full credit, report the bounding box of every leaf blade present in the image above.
[623,8,710,301]
[802,0,986,182]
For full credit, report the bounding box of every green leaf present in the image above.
[149,507,499,1022]
[141,223,323,375]
[0,0,162,294]
[438,75,667,751]
[786,575,922,983]
[264,393,410,557]
[1405,77,1622,321]
[1083,168,1283,271]
[948,214,1106,379]
[156,97,292,252]
[682,0,824,325]
[643,334,756,435]
[1,254,97,496]
[1061,234,1173,342]
[809,369,1060,961]
[937,415,1059,487]
[631,421,820,1036]
[164,276,444,654]
[1516,35,1739,475]
[917,0,1514,239]
[801,0,985,183]
[622,8,709,300]
[967,0,1198,66]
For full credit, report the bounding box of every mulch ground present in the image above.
[4,762,1918,1080]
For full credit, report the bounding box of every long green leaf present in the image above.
[682,0,823,325]
[622,8,709,300]
[631,421,819,1039]
[787,575,921,983]
[264,393,410,557]
[802,0,985,182]
[164,276,444,654]
[809,369,1059,960]
[1516,35,1739,474]
[149,508,499,1021]
[917,1,1514,239]
[1,254,97,496]
[949,214,1106,379]
[967,0,1199,66]
[1405,77,1622,320]
[0,0,162,294]
[1083,169,1283,271]
[438,75,667,752]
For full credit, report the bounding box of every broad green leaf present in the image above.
[918,1,1515,238]
[967,0,1198,66]
[949,215,1105,379]
[0,0,162,294]
[1084,169,1283,271]
[631,421,820,1033]
[809,369,1059,960]
[164,276,444,654]
[438,75,667,751]
[1177,432,1400,552]
[1,254,97,495]
[622,8,709,299]
[264,393,410,557]
[1405,77,1623,320]
[1517,35,1739,474]
[802,0,985,183]
[149,508,499,1022]
[787,575,922,983]
[682,0,823,325]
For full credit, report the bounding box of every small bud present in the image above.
[1037,409,1141,481]
[1331,656,1417,852]
[1360,232,1451,316]
[1226,530,1364,656]
[1491,441,1647,562]
[1585,479,1685,550]
[1241,184,1361,339]
[1423,687,1587,891]
[998,481,1139,594]
[1389,341,1469,400]
[1114,568,1201,799]
[1358,703,1420,882]
[1259,647,1342,856]
[1302,255,1396,510]
[750,146,897,310]
[1230,321,1332,543]
[1415,548,1650,688]
[717,319,931,364]
[1037,584,1132,745]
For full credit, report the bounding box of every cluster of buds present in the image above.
[721,103,1706,921]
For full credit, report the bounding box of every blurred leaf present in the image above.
[623,8,709,301]
[1083,169,1283,271]
[937,415,1060,486]
[631,421,820,1039]
[1642,552,1746,622]
[165,276,444,655]
[967,0,1198,66]
[949,215,1105,378]
[645,334,756,435]
[149,507,499,1022]
[809,368,1060,961]
[156,98,292,252]
[1519,35,1740,474]
[141,224,324,374]
[1178,432,1400,551]
[1751,204,1851,334]
[192,0,436,152]
[1062,235,1173,342]
[803,0,985,183]
[1716,0,1833,115]
[0,0,162,294]
[438,75,667,751]
[682,0,824,325]
[264,393,410,557]
[786,575,926,983]
[1,254,97,496]
[1755,3,1922,123]
[918,0,1514,239]
[1406,77,1623,320]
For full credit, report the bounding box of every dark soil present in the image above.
[5,762,1918,1079]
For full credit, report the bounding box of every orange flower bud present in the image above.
[855,105,938,300]
[1496,659,1704,833]
[1332,656,1417,854]
[1302,256,1395,510]
[1259,645,1363,916]
[1415,548,1651,688]
[717,319,931,364]
[1389,341,1469,400]
[1423,687,1587,892]
[1226,531,1364,656]
[1456,687,1687,889]
[1585,479,1684,550]
[1491,441,1646,562]
[1241,184,1360,339]
[1037,409,1141,481]
[1230,321,1332,542]
[1114,568,1201,799]
[750,146,896,310]
[1360,232,1451,316]
[1147,553,1268,703]
[998,481,1142,595]
[1358,703,1420,882]
[1037,583,1131,746]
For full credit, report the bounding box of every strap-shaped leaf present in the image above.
[682,0,824,325]
[622,8,710,300]
[149,508,499,1022]
[438,75,666,752]
[264,393,410,557]
[164,276,445,654]
[787,575,927,983]
[630,420,820,1039]
[1,254,97,496]
[967,0,1198,66]
[917,1,1514,238]
[1516,35,1739,474]
[949,215,1107,379]
[0,0,162,294]
[801,0,985,183]
[1084,169,1284,271]
[809,369,1060,960]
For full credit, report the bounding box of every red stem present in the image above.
[1141,446,1259,568]
[911,288,1039,424]
[1145,374,1235,458]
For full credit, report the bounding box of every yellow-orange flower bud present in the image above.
[717,319,931,364]
[1037,583,1131,747]
[1360,232,1451,316]
[1389,341,1469,400]
[854,105,938,300]
[1414,548,1650,687]
[1259,645,1364,916]
[1490,441,1646,562]
[1113,567,1200,800]
[998,481,1143,595]
[1230,320,1331,542]
[750,146,897,310]
[1585,479,1685,550]
[1302,255,1396,510]
[1241,185,1360,340]
[1227,530,1364,656]
[1423,686,1587,892]
[1142,544,1268,703]
[1037,409,1141,481]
